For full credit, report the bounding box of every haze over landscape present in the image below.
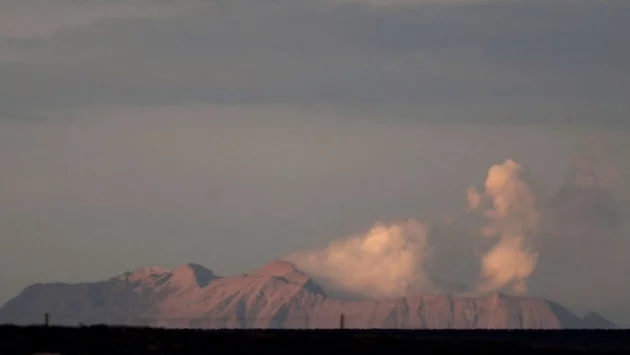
[1,0,630,328]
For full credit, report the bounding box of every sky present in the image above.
[1,0,630,324]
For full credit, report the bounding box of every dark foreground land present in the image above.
[2,326,630,355]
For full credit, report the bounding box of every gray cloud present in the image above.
[0,0,629,124]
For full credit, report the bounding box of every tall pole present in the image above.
[44,313,50,327]
[340,314,345,329]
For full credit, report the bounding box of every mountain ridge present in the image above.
[0,261,615,329]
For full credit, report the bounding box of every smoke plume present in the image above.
[284,220,434,299]
[467,159,540,294]
[284,150,630,325]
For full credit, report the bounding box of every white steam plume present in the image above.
[467,159,539,294]
[284,220,435,299]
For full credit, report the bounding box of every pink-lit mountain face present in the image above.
[0,260,614,329]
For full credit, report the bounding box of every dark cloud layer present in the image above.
[1,0,629,124]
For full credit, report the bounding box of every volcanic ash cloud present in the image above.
[284,220,435,299]
[467,159,540,294]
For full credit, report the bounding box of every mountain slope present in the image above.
[0,261,613,329]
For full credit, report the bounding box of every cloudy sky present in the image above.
[1,0,630,323]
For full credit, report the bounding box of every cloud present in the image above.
[0,0,629,124]
[468,160,540,294]
[284,220,435,299]
[0,0,205,39]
